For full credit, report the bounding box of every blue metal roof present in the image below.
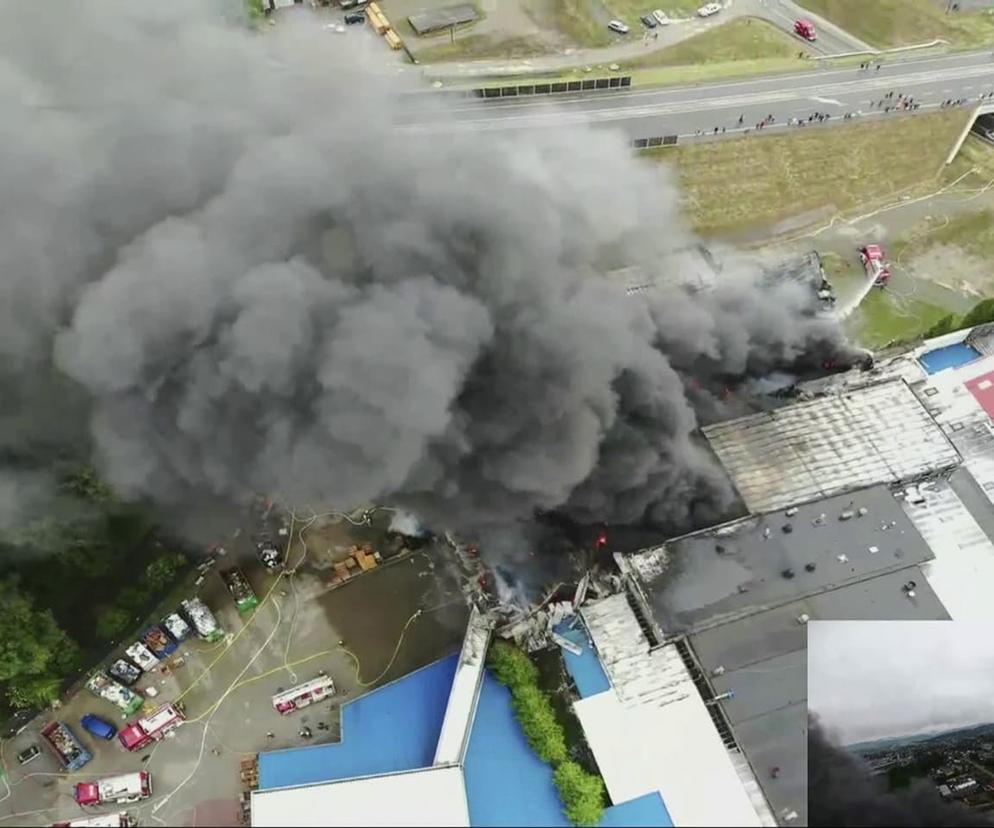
[258,653,458,790]
[465,670,674,827]
[556,622,612,699]
[919,342,980,375]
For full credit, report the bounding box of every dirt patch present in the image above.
[905,244,993,297]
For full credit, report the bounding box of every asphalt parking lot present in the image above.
[0,538,469,827]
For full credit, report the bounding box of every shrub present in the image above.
[488,640,539,688]
[961,298,994,329]
[555,760,607,827]
[512,684,569,765]
[96,608,131,641]
[923,313,960,339]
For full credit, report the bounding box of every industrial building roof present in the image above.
[621,482,951,825]
[577,594,770,827]
[702,379,960,513]
[640,483,937,635]
[250,765,470,828]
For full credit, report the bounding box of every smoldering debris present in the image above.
[809,719,994,827]
[1,0,857,540]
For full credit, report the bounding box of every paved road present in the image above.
[401,50,994,142]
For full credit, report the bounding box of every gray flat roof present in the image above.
[702,379,960,513]
[642,483,937,634]
[684,568,948,825]
[408,4,479,35]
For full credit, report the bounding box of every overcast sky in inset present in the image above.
[808,621,994,745]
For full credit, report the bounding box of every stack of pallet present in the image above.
[354,544,381,572]
[366,3,404,50]
[240,755,259,787]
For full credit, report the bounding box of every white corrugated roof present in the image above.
[579,595,765,828]
[250,766,469,828]
[433,606,492,765]
[703,379,960,513]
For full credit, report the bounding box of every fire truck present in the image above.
[221,568,259,614]
[85,673,144,717]
[271,674,336,715]
[118,703,186,751]
[41,722,92,771]
[180,597,225,643]
[794,18,817,40]
[74,772,151,806]
[859,244,892,287]
[51,814,135,828]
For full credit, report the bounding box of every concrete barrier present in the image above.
[470,76,631,99]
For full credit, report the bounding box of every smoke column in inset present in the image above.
[809,718,994,827]
[1,0,851,535]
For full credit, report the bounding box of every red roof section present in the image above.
[967,371,994,419]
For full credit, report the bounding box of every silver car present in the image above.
[608,20,629,34]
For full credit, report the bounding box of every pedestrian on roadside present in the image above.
[738,114,744,125]
[721,126,726,133]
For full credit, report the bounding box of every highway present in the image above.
[401,50,994,143]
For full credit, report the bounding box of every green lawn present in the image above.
[845,285,952,348]
[820,252,954,348]
[649,109,973,237]
[530,0,614,48]
[624,17,810,67]
[797,0,994,48]
[415,33,551,62]
[945,134,994,189]
[895,208,994,264]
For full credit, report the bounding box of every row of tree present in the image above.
[489,641,607,826]
[0,466,190,718]
[923,298,994,340]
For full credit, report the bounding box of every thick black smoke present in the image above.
[1,1,852,538]
[810,718,994,827]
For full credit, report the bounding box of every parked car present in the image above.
[698,2,722,16]
[607,19,629,34]
[653,9,670,25]
[640,14,657,28]
[80,714,118,741]
[344,12,365,24]
[16,745,41,765]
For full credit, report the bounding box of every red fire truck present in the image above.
[272,674,336,715]
[794,19,817,41]
[859,244,892,287]
[74,772,151,806]
[117,703,185,751]
[51,813,135,828]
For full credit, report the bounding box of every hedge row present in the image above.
[488,641,606,826]
[924,298,994,340]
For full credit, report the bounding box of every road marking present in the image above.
[811,96,844,106]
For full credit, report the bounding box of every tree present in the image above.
[923,314,960,339]
[61,465,113,504]
[554,761,607,827]
[960,298,994,329]
[145,553,186,590]
[95,608,131,642]
[0,579,79,708]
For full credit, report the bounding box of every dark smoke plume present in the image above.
[810,717,994,827]
[1,0,852,538]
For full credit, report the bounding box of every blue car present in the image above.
[80,713,117,740]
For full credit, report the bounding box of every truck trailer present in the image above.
[41,721,92,771]
[74,771,151,806]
